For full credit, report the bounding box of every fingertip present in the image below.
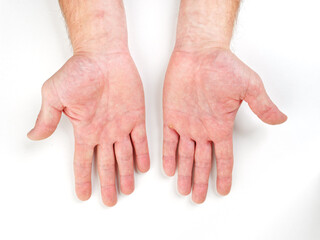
[192,193,207,204]
[78,195,91,201]
[76,182,92,201]
[120,176,135,195]
[163,157,176,176]
[192,182,209,204]
[164,169,175,177]
[101,187,118,207]
[192,195,206,204]
[27,124,57,140]
[27,129,46,141]
[138,166,150,174]
[138,164,150,173]
[121,186,134,195]
[136,154,150,173]
[264,111,288,125]
[178,176,192,195]
[178,187,191,196]
[103,198,117,207]
[217,189,231,196]
[27,129,35,140]
[217,183,232,196]
[276,112,288,124]
[76,188,92,201]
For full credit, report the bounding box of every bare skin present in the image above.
[28,0,150,206]
[163,0,287,203]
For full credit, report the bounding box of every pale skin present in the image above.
[163,0,287,203]
[28,0,150,206]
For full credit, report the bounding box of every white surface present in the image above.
[0,0,319,239]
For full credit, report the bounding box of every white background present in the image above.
[0,0,319,239]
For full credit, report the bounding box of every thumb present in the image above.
[28,80,63,140]
[244,73,287,125]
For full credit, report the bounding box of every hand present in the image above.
[162,48,287,203]
[28,52,150,206]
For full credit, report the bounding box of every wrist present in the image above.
[175,31,230,53]
[60,0,129,55]
[174,0,239,53]
[69,13,129,55]
[72,35,129,56]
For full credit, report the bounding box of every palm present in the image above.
[53,54,145,144]
[163,49,287,203]
[29,53,150,206]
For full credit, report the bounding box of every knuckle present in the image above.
[74,161,92,169]
[117,154,133,162]
[135,153,149,160]
[260,105,274,117]
[193,182,208,189]
[75,181,91,186]
[178,174,192,178]
[120,174,134,180]
[178,155,193,162]
[163,155,175,162]
[101,184,115,190]
[194,160,211,169]
[132,129,147,143]
[217,176,232,184]
[98,162,115,171]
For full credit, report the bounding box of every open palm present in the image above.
[28,53,150,206]
[163,49,287,203]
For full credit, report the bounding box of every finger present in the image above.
[214,139,233,196]
[245,74,287,125]
[162,125,179,176]
[115,136,134,195]
[177,137,195,195]
[97,144,117,207]
[192,141,212,204]
[74,143,94,201]
[28,80,63,140]
[131,123,150,173]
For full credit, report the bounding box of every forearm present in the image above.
[59,0,128,54]
[175,0,240,52]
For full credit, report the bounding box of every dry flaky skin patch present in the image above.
[163,48,287,203]
[28,52,150,207]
